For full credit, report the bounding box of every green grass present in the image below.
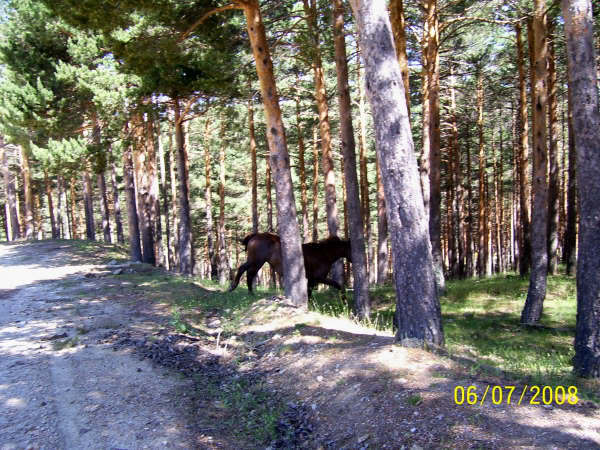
[307,272,597,401]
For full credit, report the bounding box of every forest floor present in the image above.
[1,240,599,449]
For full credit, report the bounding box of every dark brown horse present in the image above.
[229,232,351,296]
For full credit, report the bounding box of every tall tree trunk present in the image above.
[563,78,577,275]
[57,175,69,239]
[20,144,34,239]
[476,74,487,277]
[204,120,216,279]
[547,20,560,275]
[562,0,600,378]
[43,171,59,239]
[97,172,111,242]
[92,114,112,243]
[295,95,309,242]
[242,0,308,304]
[249,95,259,234]
[266,155,273,232]
[69,177,79,239]
[303,0,343,286]
[357,61,376,285]
[82,166,96,241]
[1,143,20,240]
[218,120,230,285]
[132,113,155,264]
[376,156,388,285]
[168,128,180,270]
[516,22,532,276]
[146,111,163,266]
[157,131,172,270]
[109,148,125,244]
[333,0,369,317]
[312,125,319,241]
[173,97,194,275]
[450,67,465,278]
[465,127,474,277]
[521,0,549,325]
[424,0,444,291]
[122,122,142,261]
[350,0,443,346]
[389,0,411,118]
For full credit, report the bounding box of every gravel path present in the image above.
[0,242,197,450]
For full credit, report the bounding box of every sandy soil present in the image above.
[0,241,197,450]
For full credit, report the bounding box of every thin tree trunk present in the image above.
[132,112,155,264]
[303,0,343,286]
[167,128,180,270]
[477,74,487,276]
[516,22,532,276]
[312,125,319,241]
[295,94,309,242]
[218,120,230,285]
[521,0,549,325]
[562,0,600,378]
[389,0,411,118]
[563,78,577,274]
[242,0,308,304]
[547,20,560,275]
[1,143,20,240]
[57,175,69,239]
[43,171,59,239]
[450,67,465,278]
[173,97,194,275]
[158,132,172,270]
[465,127,474,277]
[333,0,370,317]
[109,148,124,244]
[20,144,34,239]
[69,177,79,239]
[146,111,163,266]
[376,156,388,285]
[249,95,260,234]
[122,122,142,261]
[266,155,273,232]
[349,0,443,346]
[204,120,216,279]
[357,61,376,285]
[92,114,112,243]
[82,166,96,241]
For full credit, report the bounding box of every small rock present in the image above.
[317,375,323,382]
[112,269,123,275]
[311,403,317,410]
[107,260,118,265]
[358,434,369,444]
[410,427,417,433]
[410,445,423,450]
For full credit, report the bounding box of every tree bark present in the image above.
[146,110,163,266]
[563,78,577,275]
[92,115,112,243]
[357,61,376,285]
[333,0,369,317]
[349,0,443,346]
[82,166,96,241]
[203,120,216,279]
[173,97,194,275]
[249,95,259,234]
[376,156,388,285]
[295,94,309,242]
[516,22,532,277]
[158,132,171,270]
[1,143,20,241]
[547,20,560,275]
[242,0,308,305]
[57,175,69,239]
[122,122,142,261]
[132,112,155,264]
[562,0,600,378]
[218,120,230,285]
[312,125,319,241]
[109,147,125,244]
[20,144,34,239]
[521,0,549,325]
[69,177,79,239]
[43,171,59,239]
[389,0,411,118]
[476,74,488,277]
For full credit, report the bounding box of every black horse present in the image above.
[229,232,351,296]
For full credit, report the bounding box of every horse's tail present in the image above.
[241,233,258,251]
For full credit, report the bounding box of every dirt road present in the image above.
[0,241,196,450]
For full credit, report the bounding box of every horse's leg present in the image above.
[229,262,251,292]
[246,265,260,294]
[313,277,342,291]
[307,280,316,298]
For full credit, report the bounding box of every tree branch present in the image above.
[179,3,243,42]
